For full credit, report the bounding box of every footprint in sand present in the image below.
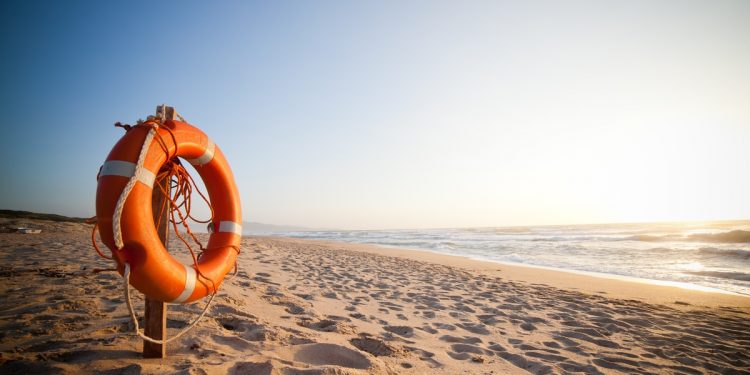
[383,325,415,338]
[439,335,482,344]
[446,343,489,361]
[456,322,490,335]
[321,291,338,299]
[417,325,438,334]
[212,304,257,319]
[325,315,351,322]
[297,318,354,334]
[217,317,272,342]
[495,351,554,374]
[281,303,307,315]
[348,312,368,321]
[350,336,396,356]
[404,346,442,368]
[432,322,457,331]
[291,343,371,369]
[421,310,436,319]
[228,361,275,375]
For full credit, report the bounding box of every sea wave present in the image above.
[685,271,750,282]
[698,247,750,260]
[647,247,676,253]
[688,230,750,243]
[626,230,750,244]
[625,234,686,242]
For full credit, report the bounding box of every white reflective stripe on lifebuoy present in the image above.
[218,221,242,235]
[187,141,215,166]
[100,160,156,187]
[171,264,197,303]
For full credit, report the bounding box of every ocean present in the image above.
[278,221,750,296]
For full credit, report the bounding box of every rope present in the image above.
[153,161,219,293]
[123,263,215,344]
[113,127,157,249]
[91,222,113,260]
[94,120,233,281]
[91,116,242,345]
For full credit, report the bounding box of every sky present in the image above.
[1,0,749,230]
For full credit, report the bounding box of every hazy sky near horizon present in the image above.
[1,1,749,230]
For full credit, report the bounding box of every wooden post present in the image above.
[143,105,173,358]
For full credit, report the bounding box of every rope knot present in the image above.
[114,122,132,132]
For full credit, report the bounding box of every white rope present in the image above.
[113,127,157,249]
[123,263,215,344]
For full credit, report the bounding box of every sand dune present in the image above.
[1,218,749,374]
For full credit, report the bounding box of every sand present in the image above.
[1,219,749,374]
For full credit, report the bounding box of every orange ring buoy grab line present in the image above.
[96,119,241,304]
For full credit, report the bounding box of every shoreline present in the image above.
[370,243,745,296]
[260,235,750,308]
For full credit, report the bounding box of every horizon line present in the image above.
[3,208,748,232]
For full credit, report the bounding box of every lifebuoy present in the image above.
[96,120,241,303]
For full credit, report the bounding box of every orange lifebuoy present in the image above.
[96,120,241,303]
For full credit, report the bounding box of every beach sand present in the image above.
[1,219,749,374]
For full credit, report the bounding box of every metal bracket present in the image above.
[156,104,177,121]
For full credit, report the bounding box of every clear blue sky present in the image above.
[1,1,749,229]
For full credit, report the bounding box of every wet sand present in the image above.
[1,219,748,374]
